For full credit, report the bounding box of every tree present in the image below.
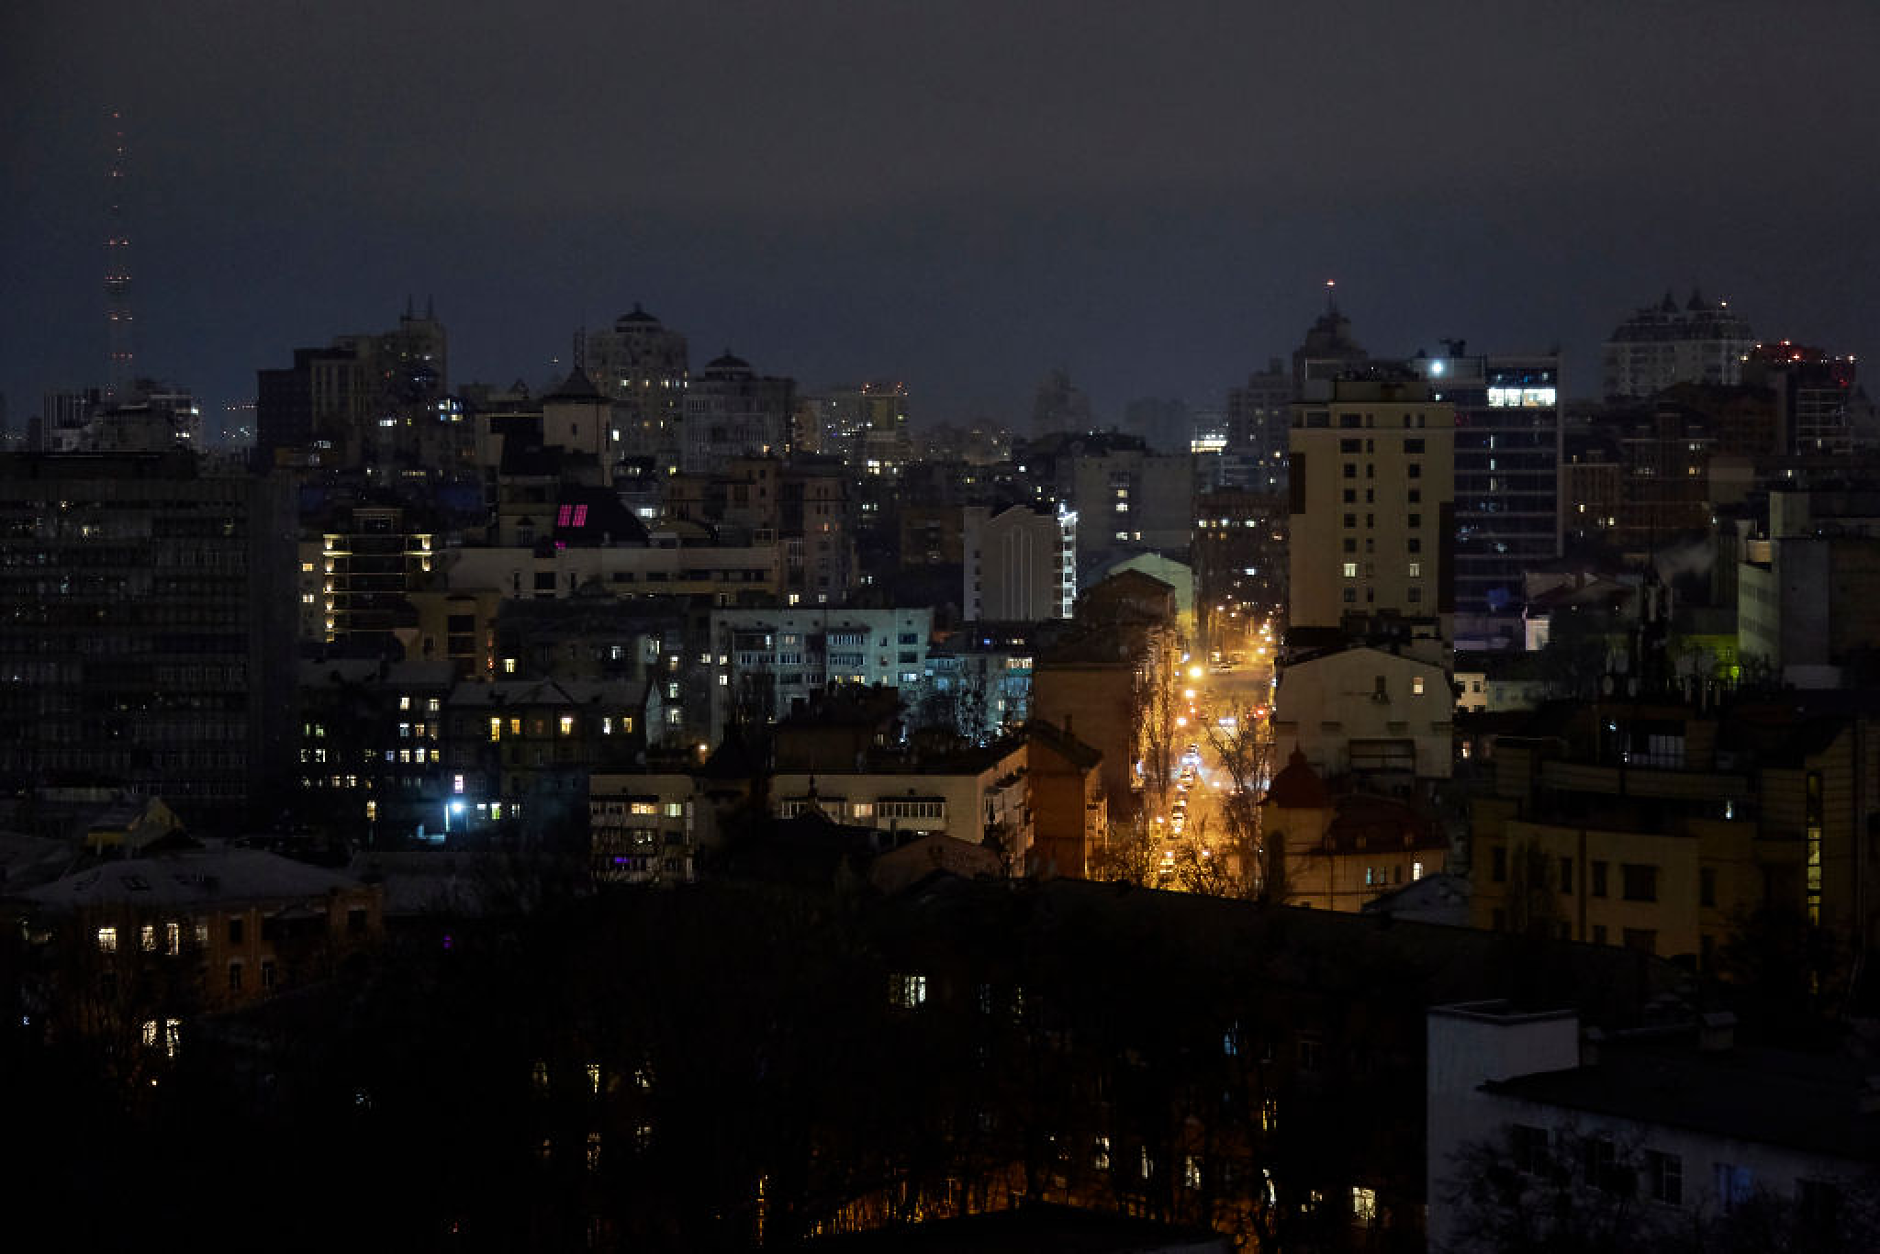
[1200,704,1273,899]
[1714,903,1846,1045]
[1438,1123,1880,1253]
[1131,628,1183,825]
[1535,608,1613,700]
[1502,839,1562,939]
[1090,814,1162,887]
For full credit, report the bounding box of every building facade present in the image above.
[0,451,296,829]
[963,503,1077,623]
[1287,375,1455,648]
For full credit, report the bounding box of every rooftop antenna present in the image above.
[104,111,133,400]
[1325,278,1338,316]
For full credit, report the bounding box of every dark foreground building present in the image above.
[0,451,296,828]
[6,871,1694,1251]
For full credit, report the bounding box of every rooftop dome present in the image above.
[1266,748,1330,809]
[615,303,660,329]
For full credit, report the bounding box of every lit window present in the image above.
[489,717,502,742]
[890,973,927,1008]
[140,925,156,952]
[1352,1186,1377,1225]
[503,657,517,674]
[1412,677,1425,696]
[97,926,118,954]
[1342,562,1358,578]
[559,715,575,736]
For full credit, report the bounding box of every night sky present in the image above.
[4,1,1876,434]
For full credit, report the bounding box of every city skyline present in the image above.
[4,1,1877,430]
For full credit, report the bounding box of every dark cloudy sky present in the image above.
[4,0,1876,434]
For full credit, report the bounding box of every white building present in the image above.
[1601,290,1753,400]
[963,503,1076,622]
[1428,1001,1880,1252]
[707,606,933,742]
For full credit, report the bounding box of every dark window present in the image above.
[1559,856,1574,893]
[1700,867,1716,908]
[1622,928,1657,954]
[228,917,244,945]
[348,908,368,935]
[1582,1136,1628,1194]
[228,962,244,992]
[1490,845,1507,883]
[1591,861,1608,897]
[1343,463,1357,479]
[1799,1178,1842,1229]
[1405,438,1425,453]
[1622,863,1658,902]
[1647,1150,1682,1206]
[1512,1125,1550,1174]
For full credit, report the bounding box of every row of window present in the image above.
[1512,1124,1843,1219]
[1487,849,1660,902]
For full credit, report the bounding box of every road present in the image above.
[1150,626,1278,883]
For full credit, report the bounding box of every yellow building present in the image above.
[1262,750,1446,911]
[1288,376,1454,648]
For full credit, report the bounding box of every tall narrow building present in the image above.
[1412,351,1562,621]
[1287,371,1454,654]
[583,305,689,471]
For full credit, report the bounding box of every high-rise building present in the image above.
[256,304,453,472]
[1411,351,1562,618]
[682,352,794,474]
[962,503,1078,623]
[583,304,689,471]
[1742,340,1858,458]
[1224,359,1293,492]
[1030,368,1092,437]
[1287,372,1455,650]
[1601,289,1752,400]
[0,450,297,828]
[811,381,912,476]
[1292,293,1369,388]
